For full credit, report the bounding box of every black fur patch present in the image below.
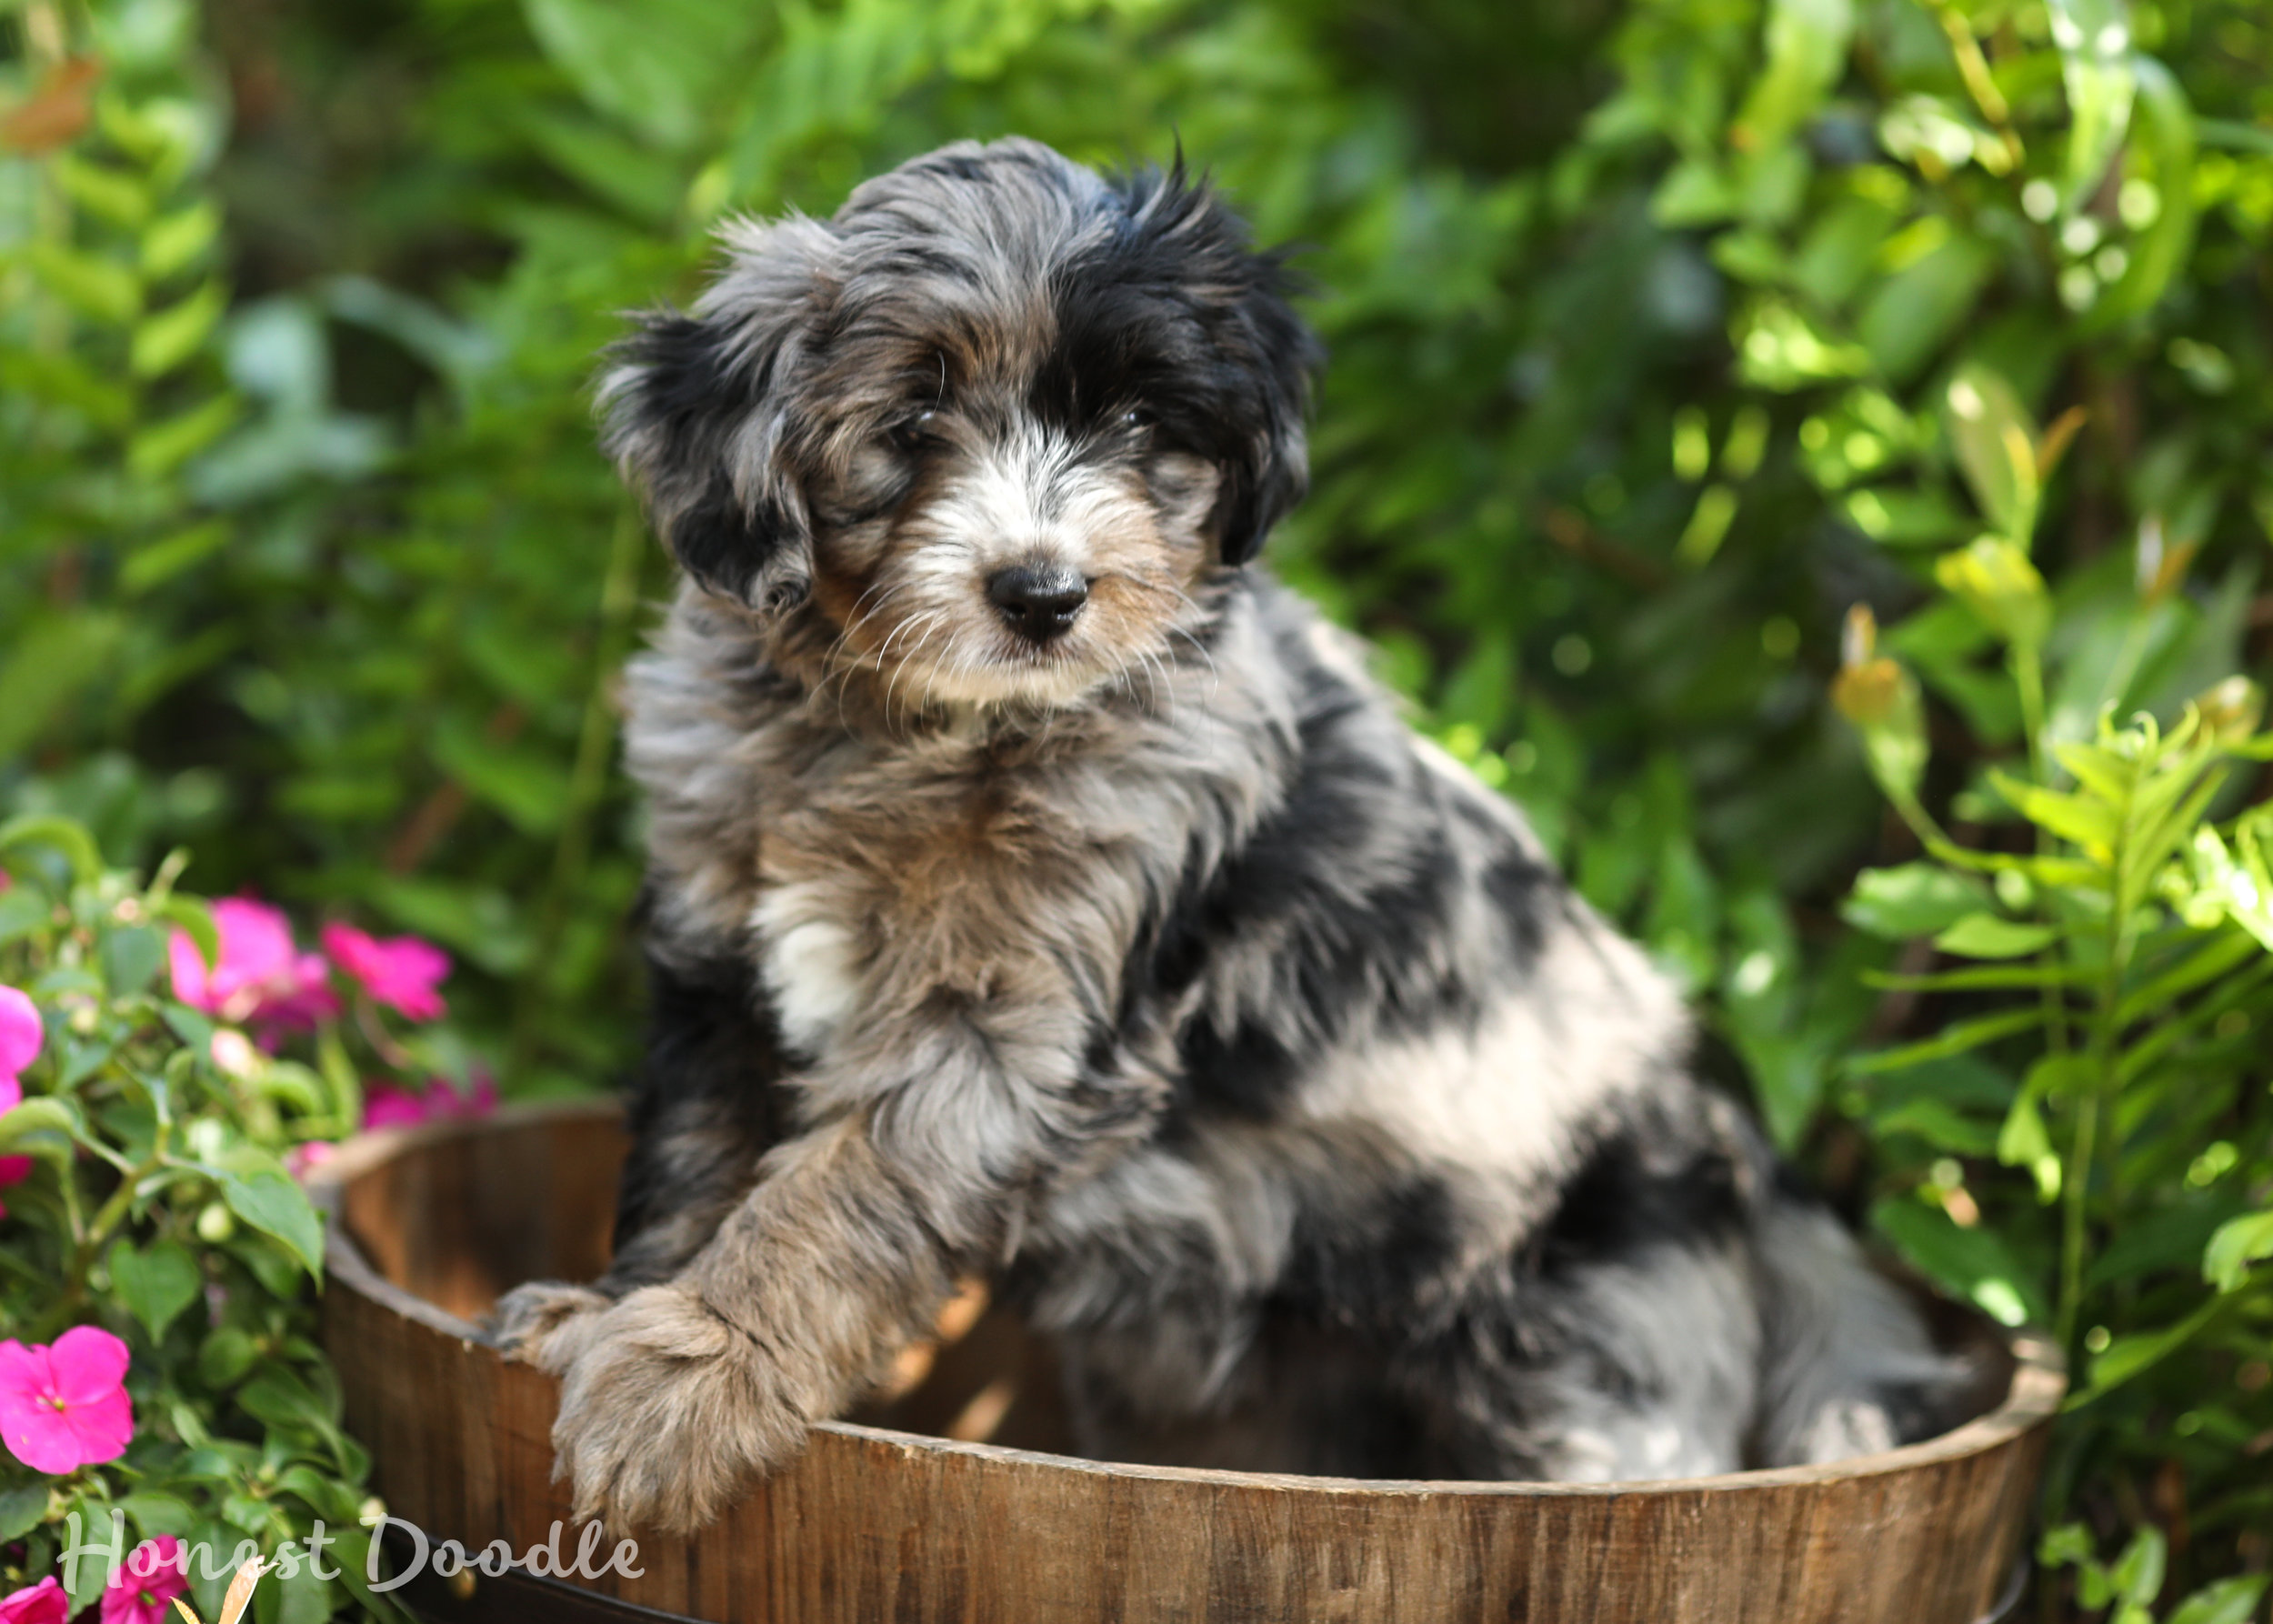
[613,946,792,1255]
[1277,1170,1461,1331]
[1039,159,1317,566]
[1141,637,1548,1122]
[1527,1118,1747,1279]
[609,313,806,606]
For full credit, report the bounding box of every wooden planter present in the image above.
[312,1102,2063,1624]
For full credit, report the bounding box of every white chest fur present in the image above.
[751,880,864,1057]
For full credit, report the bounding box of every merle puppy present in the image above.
[493,136,1960,1534]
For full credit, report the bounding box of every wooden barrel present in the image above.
[311,1102,2062,1624]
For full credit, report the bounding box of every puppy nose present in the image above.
[986,564,1088,644]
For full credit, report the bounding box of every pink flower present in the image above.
[285,1140,336,1180]
[0,988,38,1219]
[168,899,336,1034]
[321,924,449,1022]
[0,985,41,1090]
[0,1326,134,1474]
[0,1581,61,1624]
[0,1577,69,1624]
[101,1537,186,1624]
[360,1073,495,1132]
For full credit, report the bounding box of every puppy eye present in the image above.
[1119,406,1153,430]
[889,409,939,450]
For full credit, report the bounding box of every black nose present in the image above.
[986,564,1088,644]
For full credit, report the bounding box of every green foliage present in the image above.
[0,819,396,1622]
[5,0,2272,1615]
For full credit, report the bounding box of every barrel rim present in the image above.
[311,1098,2066,1500]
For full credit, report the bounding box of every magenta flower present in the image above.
[0,1577,68,1624]
[361,1073,495,1132]
[168,899,336,1034]
[285,1140,337,1180]
[0,1326,134,1474]
[0,987,40,1218]
[321,923,449,1022]
[0,985,40,1090]
[101,1537,186,1624]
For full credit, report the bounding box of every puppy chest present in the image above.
[748,784,1095,1057]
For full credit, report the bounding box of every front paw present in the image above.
[550,1284,809,1535]
[489,1279,614,1374]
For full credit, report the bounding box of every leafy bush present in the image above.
[0,817,414,1620]
[5,0,2270,1616]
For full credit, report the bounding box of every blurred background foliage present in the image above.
[4,0,2271,1613]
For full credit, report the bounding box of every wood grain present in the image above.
[314,1103,2061,1624]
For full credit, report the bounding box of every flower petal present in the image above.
[166,929,215,1012]
[0,987,42,1079]
[0,1338,48,1404]
[58,1384,133,1468]
[0,1574,70,1624]
[50,1324,130,1406]
[4,1406,85,1474]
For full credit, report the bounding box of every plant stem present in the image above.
[2013,640,2073,1061]
[507,504,646,1078]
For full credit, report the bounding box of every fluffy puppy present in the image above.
[493,135,1964,1534]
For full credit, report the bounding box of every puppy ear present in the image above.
[598,219,834,613]
[1116,155,1321,568]
[1210,266,1317,568]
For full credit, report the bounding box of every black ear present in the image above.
[1113,156,1321,568]
[599,221,832,612]
[1211,264,1317,567]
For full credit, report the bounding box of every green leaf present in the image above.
[1856,236,1996,384]
[126,394,242,479]
[142,200,221,280]
[269,1557,332,1624]
[197,1326,259,1388]
[2072,1297,2219,1405]
[0,814,105,881]
[156,896,218,973]
[219,1168,325,1280]
[1871,1097,1998,1156]
[101,925,167,997]
[0,1097,83,1159]
[1941,364,2040,541]
[25,240,142,324]
[1996,1089,2060,1203]
[0,613,127,765]
[118,1490,197,1538]
[2166,1576,2271,1624]
[2110,1526,2167,1608]
[1992,773,2119,849]
[54,155,151,228]
[0,885,50,946]
[2047,0,2138,207]
[1845,1008,2042,1075]
[1934,913,2059,958]
[120,517,234,596]
[522,0,766,148]
[108,1238,203,1340]
[131,277,228,377]
[1871,1197,2046,1326]
[0,1485,47,1542]
[2203,1210,2273,1292]
[1844,863,1991,939]
[1730,0,1855,153]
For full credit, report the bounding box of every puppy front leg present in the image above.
[544,1007,1117,1534]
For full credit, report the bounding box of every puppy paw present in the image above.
[489,1279,614,1374]
[550,1284,810,1535]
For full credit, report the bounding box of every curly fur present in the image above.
[492,136,1967,1533]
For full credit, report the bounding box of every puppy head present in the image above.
[602,137,1317,707]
